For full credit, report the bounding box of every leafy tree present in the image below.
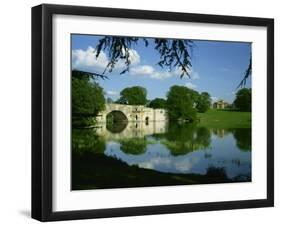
[95,36,193,78]
[196,92,211,113]
[233,88,251,111]
[117,86,147,105]
[148,98,167,109]
[189,89,200,102]
[166,85,197,121]
[72,70,105,126]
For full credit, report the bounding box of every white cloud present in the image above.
[190,71,200,80]
[72,46,140,74]
[150,71,173,79]
[130,65,199,80]
[72,46,108,73]
[130,65,173,80]
[106,90,118,96]
[130,65,154,75]
[72,46,198,81]
[114,49,141,69]
[185,82,197,89]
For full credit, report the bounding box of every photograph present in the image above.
[71,34,252,190]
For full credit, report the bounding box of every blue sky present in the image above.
[72,34,251,103]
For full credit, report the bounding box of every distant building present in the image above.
[212,99,230,109]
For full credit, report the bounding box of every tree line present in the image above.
[72,70,252,127]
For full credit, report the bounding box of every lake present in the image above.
[72,121,251,190]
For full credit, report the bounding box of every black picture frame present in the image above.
[32,3,274,222]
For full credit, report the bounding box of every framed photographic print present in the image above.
[32,4,274,221]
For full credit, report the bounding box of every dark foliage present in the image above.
[166,85,197,121]
[117,86,147,105]
[196,92,211,113]
[233,88,251,112]
[232,128,252,151]
[72,70,105,127]
[148,98,167,109]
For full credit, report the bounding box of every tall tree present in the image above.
[72,70,105,126]
[233,88,251,111]
[148,98,167,109]
[196,92,211,113]
[166,85,197,122]
[117,86,147,105]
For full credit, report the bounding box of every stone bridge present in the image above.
[96,103,167,123]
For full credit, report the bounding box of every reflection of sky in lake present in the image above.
[104,132,251,179]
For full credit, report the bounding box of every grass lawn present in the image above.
[198,109,251,128]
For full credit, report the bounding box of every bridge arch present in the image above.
[106,110,128,123]
[106,110,128,133]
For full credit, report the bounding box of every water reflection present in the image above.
[96,121,167,139]
[161,124,211,155]
[232,128,251,151]
[120,137,148,155]
[72,129,105,154]
[72,121,251,190]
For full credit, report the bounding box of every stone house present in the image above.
[212,99,230,109]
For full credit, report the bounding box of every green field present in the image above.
[198,109,251,128]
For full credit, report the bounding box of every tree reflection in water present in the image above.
[72,121,252,190]
[72,128,105,154]
[120,137,147,155]
[160,123,211,156]
[232,128,251,151]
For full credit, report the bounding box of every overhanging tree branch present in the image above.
[237,58,252,89]
[72,70,109,80]
[95,36,193,78]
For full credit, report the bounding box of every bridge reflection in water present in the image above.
[72,120,252,190]
[95,121,167,140]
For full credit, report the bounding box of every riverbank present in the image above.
[198,109,251,128]
[72,152,249,190]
